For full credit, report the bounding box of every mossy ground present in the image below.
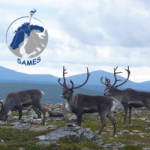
[0,108,149,150]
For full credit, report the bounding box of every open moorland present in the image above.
[0,102,150,150]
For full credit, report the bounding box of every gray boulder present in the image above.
[48,110,64,117]
[37,123,97,145]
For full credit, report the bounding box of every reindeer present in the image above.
[58,66,117,136]
[0,89,46,125]
[101,66,147,126]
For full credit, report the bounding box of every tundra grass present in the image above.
[0,108,149,149]
[58,137,102,150]
[47,109,150,150]
[0,128,50,150]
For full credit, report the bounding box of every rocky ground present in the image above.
[0,102,150,150]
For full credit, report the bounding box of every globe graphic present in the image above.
[6,16,48,59]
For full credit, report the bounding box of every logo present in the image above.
[6,9,48,66]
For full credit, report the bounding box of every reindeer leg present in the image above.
[122,104,128,126]
[98,117,106,134]
[129,105,132,126]
[76,113,83,126]
[98,113,106,134]
[33,103,46,125]
[38,106,46,125]
[74,109,83,126]
[18,107,23,120]
[73,110,83,126]
[107,113,116,136]
[32,106,41,118]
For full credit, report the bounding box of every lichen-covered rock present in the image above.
[64,114,77,122]
[10,122,31,130]
[48,110,64,117]
[37,123,97,145]
[29,126,48,132]
[93,140,105,146]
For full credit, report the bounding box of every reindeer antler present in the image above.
[115,66,130,88]
[101,77,112,91]
[71,67,90,89]
[58,67,90,89]
[111,66,122,88]
[100,77,106,85]
[100,66,130,90]
[58,66,68,87]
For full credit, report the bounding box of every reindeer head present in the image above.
[58,66,90,99]
[0,113,8,121]
[101,66,130,96]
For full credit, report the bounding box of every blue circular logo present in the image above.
[6,10,48,59]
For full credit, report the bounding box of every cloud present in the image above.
[57,3,105,46]
[56,0,150,47]
[96,0,150,47]
[1,0,150,82]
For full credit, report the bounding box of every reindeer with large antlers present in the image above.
[101,66,148,126]
[58,66,117,136]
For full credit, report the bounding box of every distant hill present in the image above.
[0,66,150,97]
[0,83,103,104]
[65,70,149,92]
[0,66,58,84]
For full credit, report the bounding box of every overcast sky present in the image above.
[1,0,150,82]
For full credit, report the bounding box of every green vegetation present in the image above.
[58,137,101,150]
[0,128,52,150]
[0,108,149,149]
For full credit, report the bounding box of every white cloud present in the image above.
[1,0,150,83]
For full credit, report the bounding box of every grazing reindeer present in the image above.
[0,89,46,125]
[58,66,117,136]
[101,66,147,126]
